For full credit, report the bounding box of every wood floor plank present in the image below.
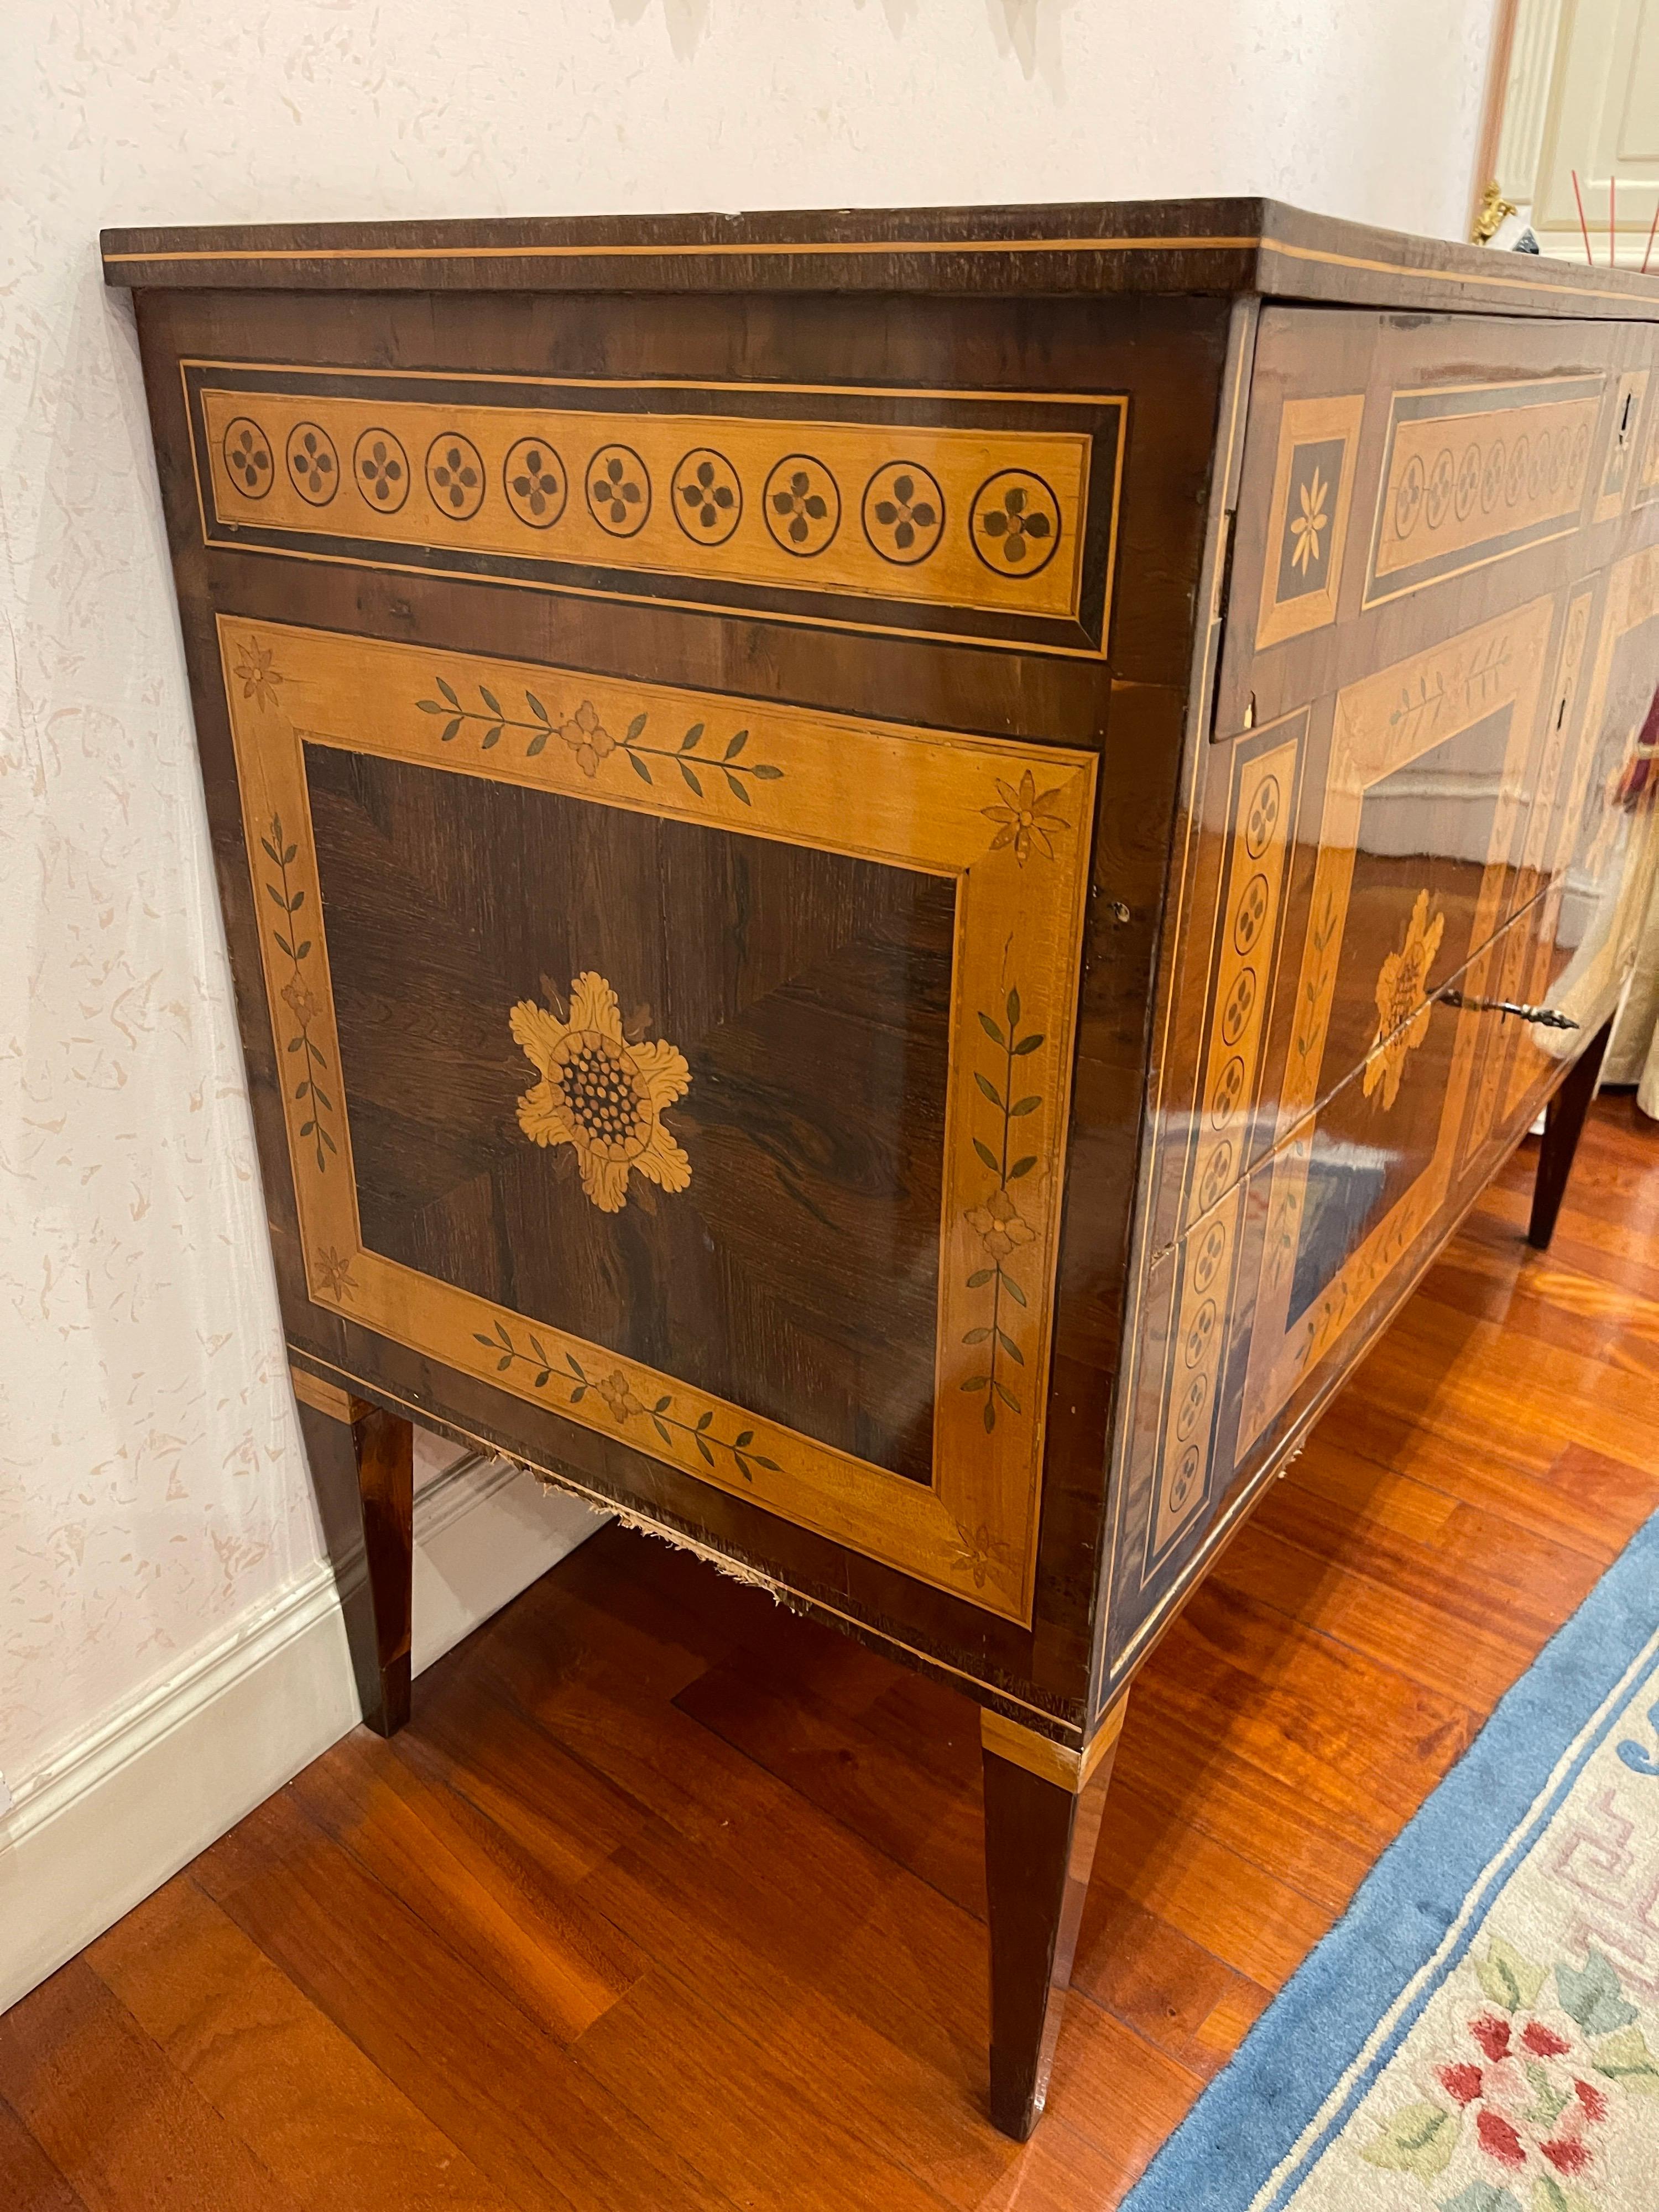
[1211,1517,1532,1709]
[5,1094,1653,2210]
[87,1876,517,2212]
[0,1961,306,2212]
[672,1659,989,1917]
[1089,1778,1335,1990]
[1045,2002,1204,2193]
[571,1964,962,2212]
[286,1730,644,2041]
[574,1845,1011,2204]
[1068,1880,1272,2081]
[0,2094,90,2212]
[194,1793,743,2212]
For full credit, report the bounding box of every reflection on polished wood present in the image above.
[4,1098,1656,2206]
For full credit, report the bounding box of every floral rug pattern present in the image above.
[1123,1518,1659,2212]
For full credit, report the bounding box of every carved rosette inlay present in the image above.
[862,461,944,565]
[587,444,651,535]
[503,437,567,528]
[671,448,742,544]
[972,469,1061,576]
[223,416,273,497]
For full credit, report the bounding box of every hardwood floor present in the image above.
[4,1097,1658,2211]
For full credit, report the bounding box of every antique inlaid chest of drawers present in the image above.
[105,200,1659,2135]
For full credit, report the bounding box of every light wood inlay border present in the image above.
[1238,597,1554,1453]
[222,615,1097,1623]
[982,1697,1126,1793]
[1254,395,1364,650]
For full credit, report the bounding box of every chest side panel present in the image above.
[1104,302,1659,1691]
[135,280,1227,1733]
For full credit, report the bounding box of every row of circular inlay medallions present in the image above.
[220,415,1063,578]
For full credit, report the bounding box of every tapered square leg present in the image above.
[980,1702,1123,2140]
[292,1368,415,1736]
[1528,1014,1614,1249]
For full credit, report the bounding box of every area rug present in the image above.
[1122,1508,1659,2212]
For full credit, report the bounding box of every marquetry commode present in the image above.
[105,200,1659,2136]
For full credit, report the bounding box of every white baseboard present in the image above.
[0,1452,604,2015]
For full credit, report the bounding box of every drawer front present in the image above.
[1106,304,1659,1686]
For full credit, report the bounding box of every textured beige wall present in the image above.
[0,0,1496,1791]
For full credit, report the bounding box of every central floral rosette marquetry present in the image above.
[510,971,691,1213]
[1363,889,1447,1112]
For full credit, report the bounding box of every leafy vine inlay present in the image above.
[471,1324,780,1483]
[260,812,337,1175]
[415,677,782,804]
[959,985,1043,1432]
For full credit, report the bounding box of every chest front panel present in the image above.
[1107,306,1659,1685]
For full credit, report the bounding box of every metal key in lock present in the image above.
[1442,990,1579,1031]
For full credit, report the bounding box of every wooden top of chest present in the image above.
[102,196,1659,322]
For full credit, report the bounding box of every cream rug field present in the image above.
[1124,1510,1659,2212]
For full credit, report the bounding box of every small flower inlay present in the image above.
[1288,466,1328,574]
[354,429,409,512]
[982,768,1070,866]
[503,437,567,528]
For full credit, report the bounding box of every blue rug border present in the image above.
[1121,1499,1659,2211]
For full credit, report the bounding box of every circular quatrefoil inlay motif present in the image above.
[1245,774,1281,858]
[503,438,568,529]
[223,418,273,498]
[971,469,1061,576]
[862,461,945,565]
[1233,873,1270,955]
[1192,1219,1228,1295]
[587,445,651,536]
[672,449,742,544]
[286,422,338,506]
[1168,1444,1203,1515]
[353,429,410,513]
[764,455,839,557]
[426,435,486,520]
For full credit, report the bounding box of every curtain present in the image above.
[1604,690,1659,1119]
